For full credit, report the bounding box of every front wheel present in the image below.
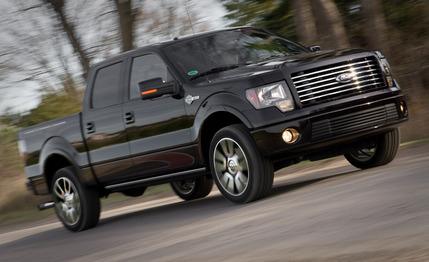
[344,128,400,169]
[51,167,100,232]
[209,124,273,204]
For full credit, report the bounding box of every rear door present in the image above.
[82,59,133,185]
[121,52,196,181]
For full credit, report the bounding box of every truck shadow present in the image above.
[268,168,361,199]
[99,167,360,227]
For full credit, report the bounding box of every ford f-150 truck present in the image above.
[18,27,408,231]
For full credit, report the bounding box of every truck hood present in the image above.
[198,48,375,84]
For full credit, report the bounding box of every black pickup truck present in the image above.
[18,27,408,231]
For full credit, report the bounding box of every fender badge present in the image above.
[185,95,200,105]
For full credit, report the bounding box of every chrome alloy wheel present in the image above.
[349,142,377,162]
[53,177,81,226]
[213,138,249,196]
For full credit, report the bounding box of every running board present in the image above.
[105,167,207,191]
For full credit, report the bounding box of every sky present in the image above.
[0,0,228,115]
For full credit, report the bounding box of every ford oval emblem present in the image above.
[335,73,355,84]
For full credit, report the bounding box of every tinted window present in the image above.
[92,62,122,108]
[129,54,172,99]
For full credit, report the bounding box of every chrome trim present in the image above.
[293,64,377,84]
[292,57,385,105]
[300,82,384,102]
[297,74,381,94]
[23,121,67,135]
[296,68,378,89]
[299,77,382,98]
[291,60,376,80]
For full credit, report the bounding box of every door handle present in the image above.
[86,122,95,134]
[124,111,135,124]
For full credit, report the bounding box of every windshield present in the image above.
[164,28,309,80]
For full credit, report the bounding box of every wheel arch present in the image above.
[39,137,80,192]
[198,109,251,165]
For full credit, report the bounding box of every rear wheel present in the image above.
[170,176,213,201]
[51,167,100,232]
[345,128,400,169]
[209,124,273,203]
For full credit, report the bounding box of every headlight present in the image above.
[375,51,395,89]
[375,51,391,75]
[246,81,295,112]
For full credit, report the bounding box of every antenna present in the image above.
[184,0,195,34]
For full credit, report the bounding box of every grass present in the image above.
[0,208,54,227]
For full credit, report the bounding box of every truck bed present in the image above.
[18,113,89,181]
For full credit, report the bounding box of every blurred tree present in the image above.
[361,0,390,55]
[223,0,278,27]
[293,0,317,45]
[310,0,350,49]
[113,0,135,51]
[222,0,295,39]
[222,0,350,48]
[17,89,82,127]
[43,0,91,79]
[135,0,210,44]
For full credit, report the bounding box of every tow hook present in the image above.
[38,202,55,210]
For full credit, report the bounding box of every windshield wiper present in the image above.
[190,64,240,80]
[260,54,286,62]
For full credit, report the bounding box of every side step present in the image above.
[105,167,207,192]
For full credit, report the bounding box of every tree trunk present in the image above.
[361,0,390,55]
[113,0,135,52]
[293,0,318,45]
[311,0,350,49]
[44,0,91,79]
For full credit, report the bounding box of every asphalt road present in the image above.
[1,143,428,262]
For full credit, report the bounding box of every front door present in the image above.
[121,53,196,181]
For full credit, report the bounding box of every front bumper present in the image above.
[251,91,408,162]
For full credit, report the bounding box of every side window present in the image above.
[92,62,123,109]
[129,54,172,100]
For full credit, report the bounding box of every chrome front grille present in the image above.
[291,56,386,106]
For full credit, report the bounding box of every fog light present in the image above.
[399,101,408,117]
[282,128,300,144]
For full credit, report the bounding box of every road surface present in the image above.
[1,143,428,261]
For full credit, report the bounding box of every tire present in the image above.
[170,176,213,201]
[51,167,100,232]
[209,124,274,203]
[344,128,400,169]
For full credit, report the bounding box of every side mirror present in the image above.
[139,78,180,100]
[309,45,321,52]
